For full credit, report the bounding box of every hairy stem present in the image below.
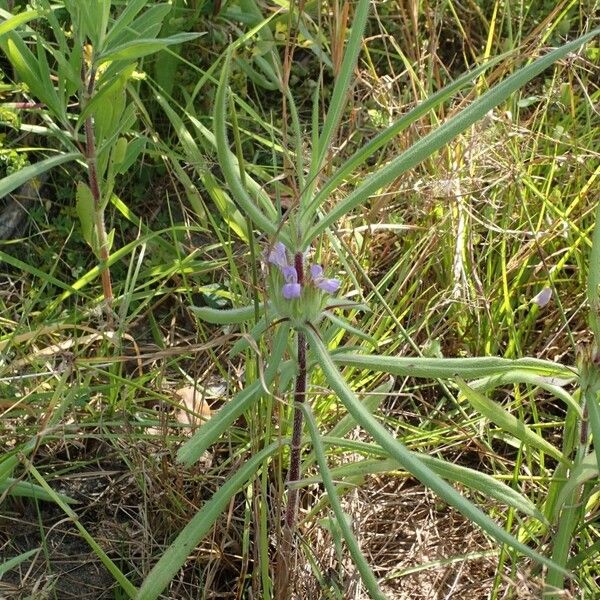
[285,329,306,528]
[285,251,307,527]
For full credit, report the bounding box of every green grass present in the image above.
[1,1,599,598]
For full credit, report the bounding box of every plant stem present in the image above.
[285,329,306,528]
[82,62,114,322]
[275,253,307,598]
[285,251,307,529]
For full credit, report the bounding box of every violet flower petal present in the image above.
[282,283,302,299]
[310,264,323,279]
[532,287,552,307]
[316,278,341,293]
[282,266,298,283]
[267,242,288,269]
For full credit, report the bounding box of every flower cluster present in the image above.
[267,242,341,300]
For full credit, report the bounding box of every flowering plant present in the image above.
[266,241,340,323]
[135,4,600,599]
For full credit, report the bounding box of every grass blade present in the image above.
[456,379,567,465]
[0,548,40,577]
[302,404,386,600]
[136,441,281,600]
[26,462,137,598]
[302,54,505,224]
[305,0,370,200]
[177,324,289,465]
[0,152,80,197]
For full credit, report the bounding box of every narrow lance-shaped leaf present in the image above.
[302,54,505,226]
[301,404,387,600]
[306,28,600,245]
[470,370,581,415]
[333,352,575,380]
[0,153,81,198]
[0,548,41,578]
[587,202,600,339]
[103,0,149,48]
[302,376,394,470]
[0,8,40,36]
[456,379,568,465]
[552,452,597,521]
[323,312,378,347]
[304,326,569,575]
[305,0,370,202]
[300,449,545,523]
[190,302,264,325]
[96,33,204,64]
[0,478,77,504]
[214,50,284,242]
[76,181,98,253]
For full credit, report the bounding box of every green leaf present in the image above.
[305,0,370,202]
[79,64,135,133]
[0,455,18,483]
[323,312,378,348]
[204,171,249,241]
[213,50,282,242]
[229,314,269,358]
[27,463,137,598]
[0,34,60,115]
[302,404,387,600]
[302,55,505,226]
[306,27,600,245]
[0,478,76,504]
[587,190,600,339]
[97,32,203,64]
[333,352,575,380]
[105,3,171,49]
[104,0,160,48]
[552,452,597,521]
[305,326,569,575]
[117,136,147,174]
[0,153,80,198]
[300,453,545,523]
[76,181,97,252]
[327,376,394,440]
[455,379,567,465]
[470,371,581,416]
[190,303,263,324]
[0,548,40,577]
[153,90,249,241]
[0,9,39,36]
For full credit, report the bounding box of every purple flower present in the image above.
[267,242,289,269]
[310,264,341,294]
[282,266,301,299]
[532,287,552,308]
[266,241,341,301]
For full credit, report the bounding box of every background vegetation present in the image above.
[0,1,598,598]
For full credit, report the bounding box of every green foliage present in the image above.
[0,1,598,599]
